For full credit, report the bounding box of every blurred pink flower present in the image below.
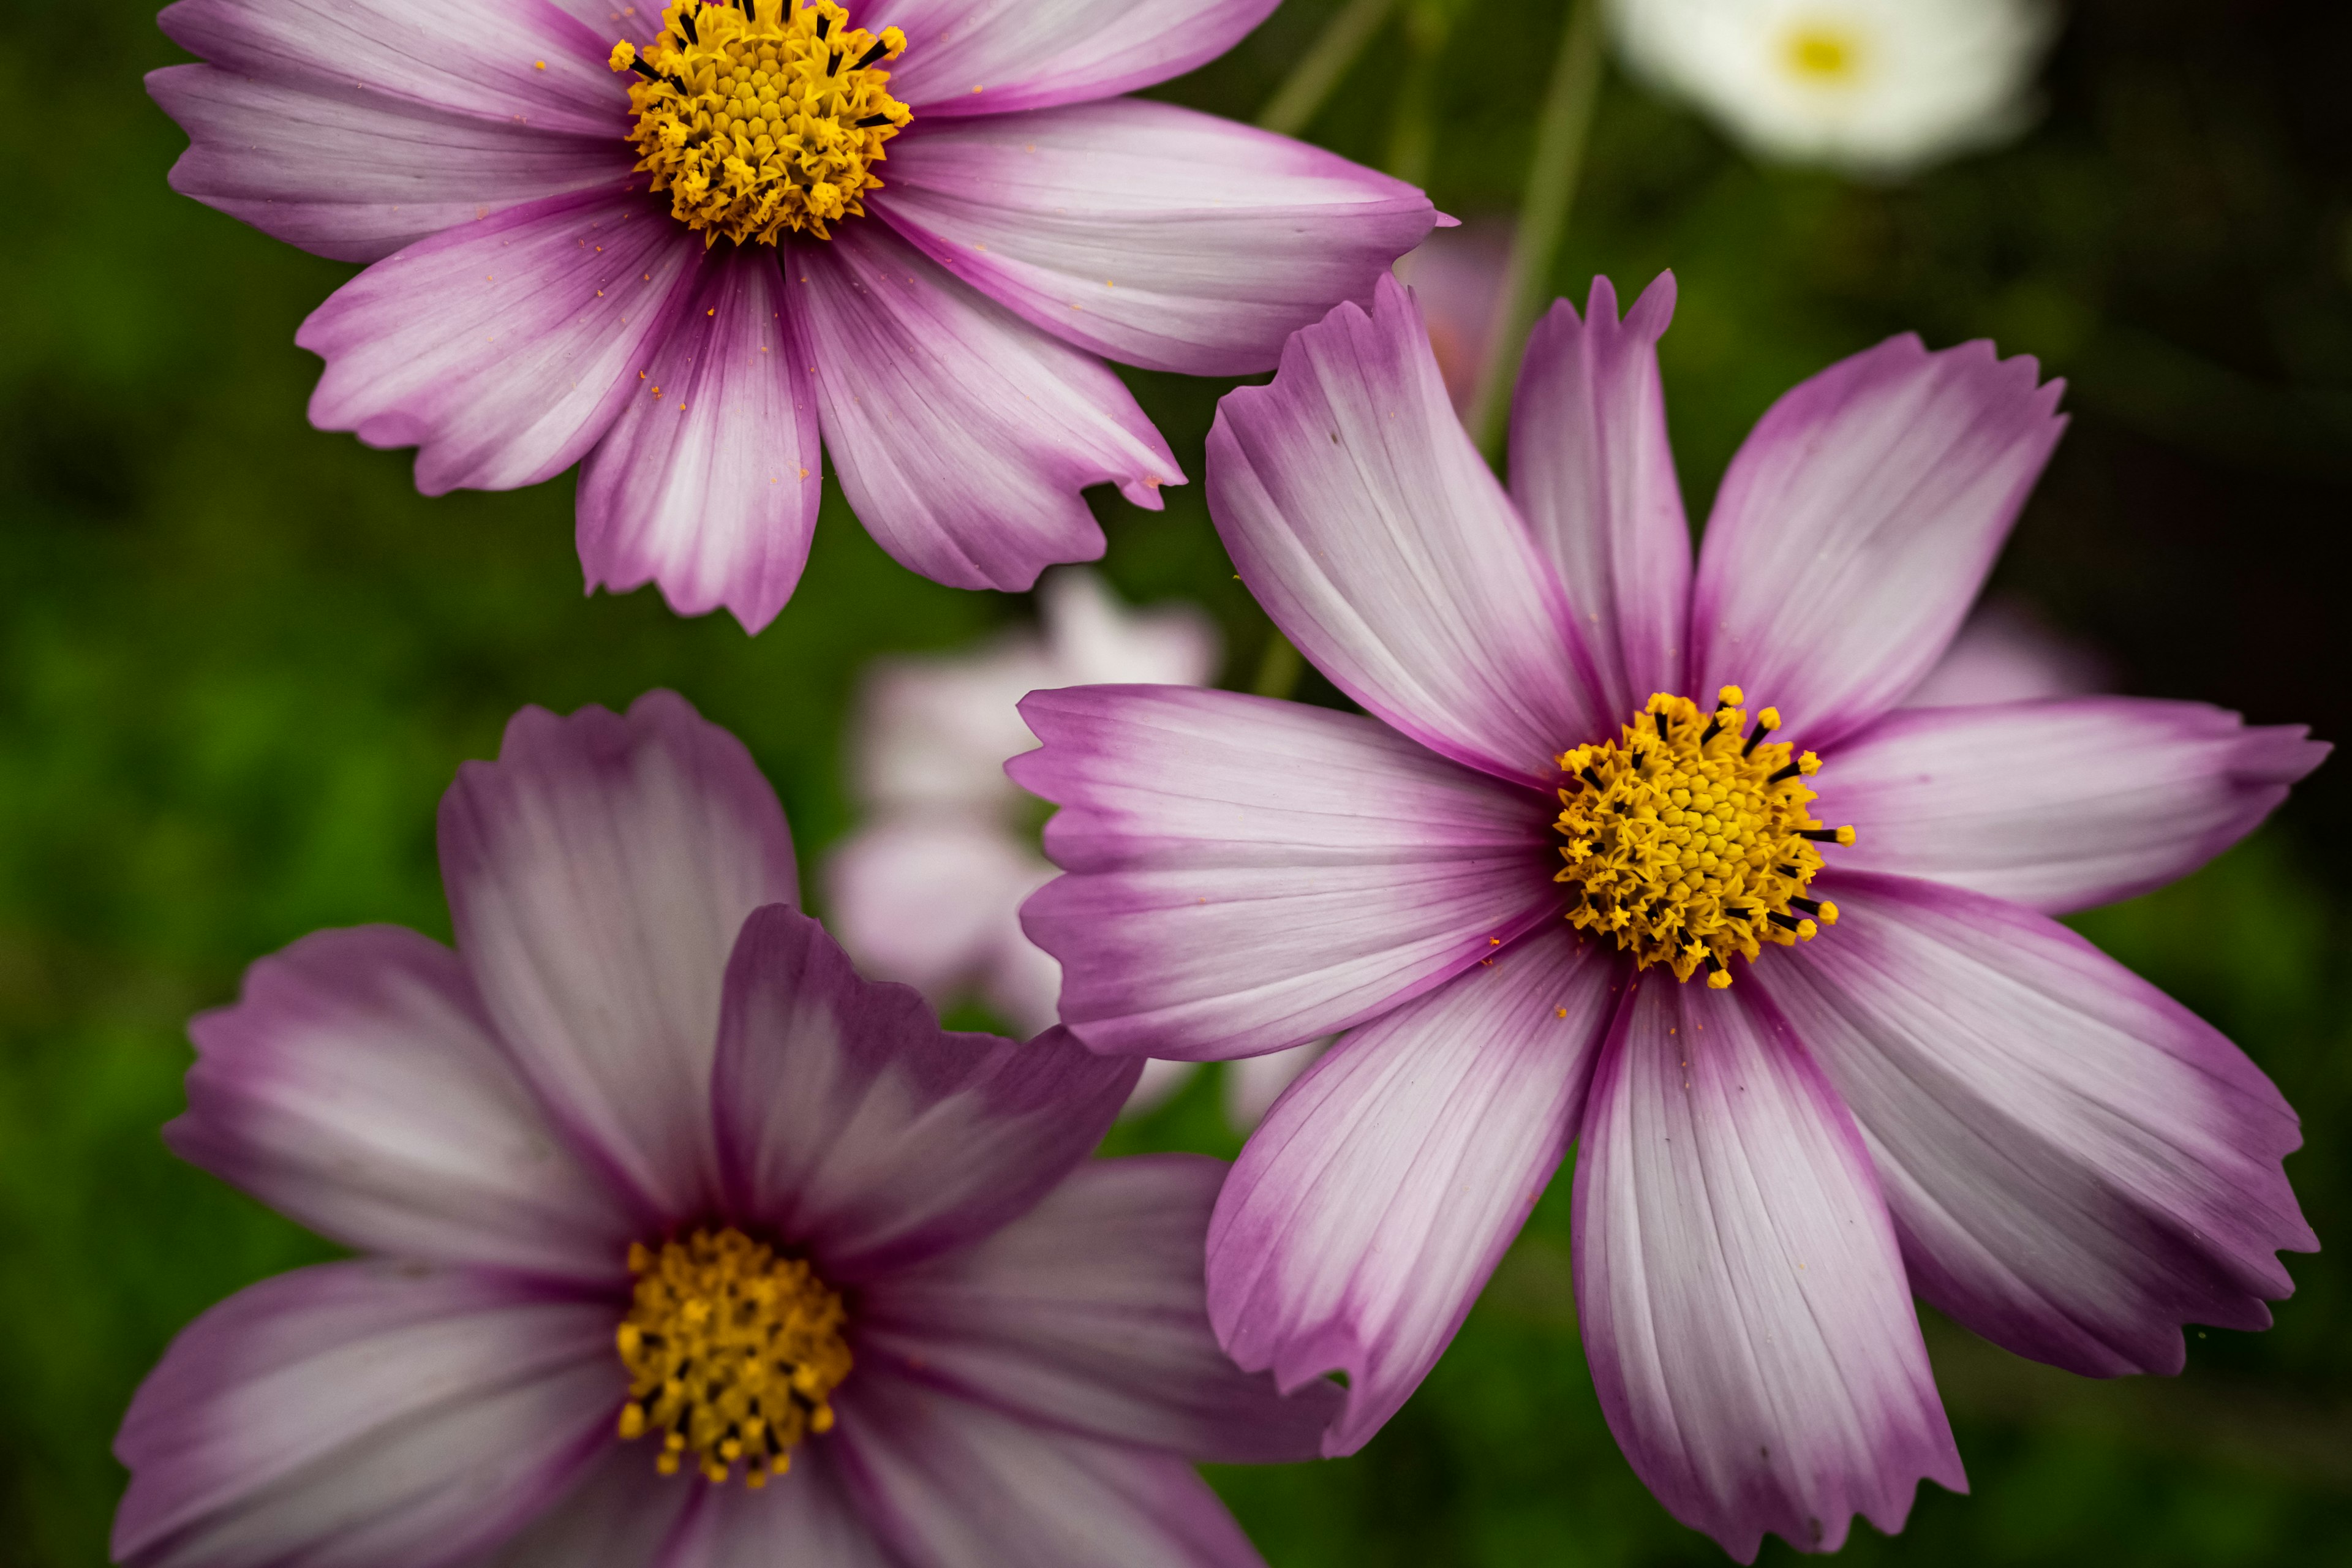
[148,0,1439,630]
[114,692,1335,1568]
[1015,274,2323,1558]
[1902,597,2109,707]
[1393,219,1513,415]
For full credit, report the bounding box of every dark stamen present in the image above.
[1698,714,1725,745]
[628,56,665,80]
[1580,766,1606,792]
[1768,761,1804,783]
[1655,711,1671,740]
[676,8,698,42]
[1798,828,1842,842]
[827,48,842,74]
[1790,896,1823,916]
[1777,864,1800,877]
[1743,718,1772,756]
[815,10,829,37]
[853,38,891,70]
[855,112,893,127]
[1768,911,1804,932]
[1702,951,1725,974]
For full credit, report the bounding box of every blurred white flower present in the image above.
[829,568,1323,1123]
[1607,0,2060,178]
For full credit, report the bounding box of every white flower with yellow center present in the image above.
[1607,0,2060,176]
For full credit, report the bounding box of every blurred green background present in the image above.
[6,0,2350,1561]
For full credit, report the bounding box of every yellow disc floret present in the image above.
[615,1227,852,1487]
[1554,687,1854,989]
[611,0,910,245]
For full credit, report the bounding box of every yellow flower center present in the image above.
[1782,24,1861,83]
[614,1227,853,1487]
[608,0,910,246]
[1553,688,1853,989]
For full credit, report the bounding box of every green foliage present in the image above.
[4,0,2348,1562]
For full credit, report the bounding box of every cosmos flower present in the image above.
[1011,274,2323,1559]
[111,692,1337,1568]
[826,568,1319,1122]
[1392,218,1513,416]
[147,0,1439,631]
[1606,0,2060,178]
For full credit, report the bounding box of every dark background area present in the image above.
[4,0,2348,1561]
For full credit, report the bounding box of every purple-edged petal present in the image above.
[113,1262,617,1568]
[1688,334,2067,750]
[1572,978,1963,1562]
[862,0,1281,118]
[1897,599,2107,709]
[148,65,633,265]
[578,244,822,633]
[786,221,1180,592]
[875,99,1434,375]
[1508,274,1694,716]
[1755,873,2313,1378]
[711,905,1138,1281]
[465,1444,696,1568]
[1207,276,1601,787]
[652,1444,895,1568]
[157,0,630,140]
[439,692,799,1223]
[831,1369,1264,1568]
[301,189,703,496]
[1013,685,1562,1060]
[861,1153,1340,1461]
[1208,933,1616,1457]
[1826,698,2326,913]
[173,925,631,1284]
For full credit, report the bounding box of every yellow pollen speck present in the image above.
[1552,692,1852,987]
[534,59,548,69]
[1783,23,1861,83]
[614,1227,851,1488]
[611,0,910,246]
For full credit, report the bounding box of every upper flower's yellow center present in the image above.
[1782,24,1862,83]
[609,0,910,245]
[615,1227,852,1487]
[1553,688,1853,989]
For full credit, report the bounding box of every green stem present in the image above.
[1257,0,1401,136]
[1466,0,1606,459]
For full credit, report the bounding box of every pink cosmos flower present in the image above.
[1011,274,2325,1559]
[826,568,1321,1123]
[112,692,1337,1568]
[148,0,1439,631]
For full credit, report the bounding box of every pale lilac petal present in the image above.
[1827,699,2325,913]
[148,65,633,265]
[862,1154,1340,1460]
[1035,566,1223,690]
[1572,978,1963,1562]
[864,0,1280,117]
[876,100,1434,375]
[173,925,631,1284]
[711,906,1137,1281]
[1224,1038,1325,1129]
[831,1370,1264,1568]
[1207,276,1601,786]
[1508,274,1695,717]
[1121,1060,1200,1119]
[1897,598,2107,709]
[300,190,703,496]
[825,816,1050,1023]
[113,1263,617,1568]
[465,1445,695,1568]
[157,0,630,139]
[1755,873,2314,1378]
[1209,933,1616,1456]
[1012,685,1562,1060]
[788,222,1180,592]
[856,644,1058,816]
[1392,219,1512,414]
[439,692,799,1222]
[1689,335,2068,749]
[578,244,822,633]
[655,1444,895,1568]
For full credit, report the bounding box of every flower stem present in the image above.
[1257,0,1400,136]
[1467,0,1607,459]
